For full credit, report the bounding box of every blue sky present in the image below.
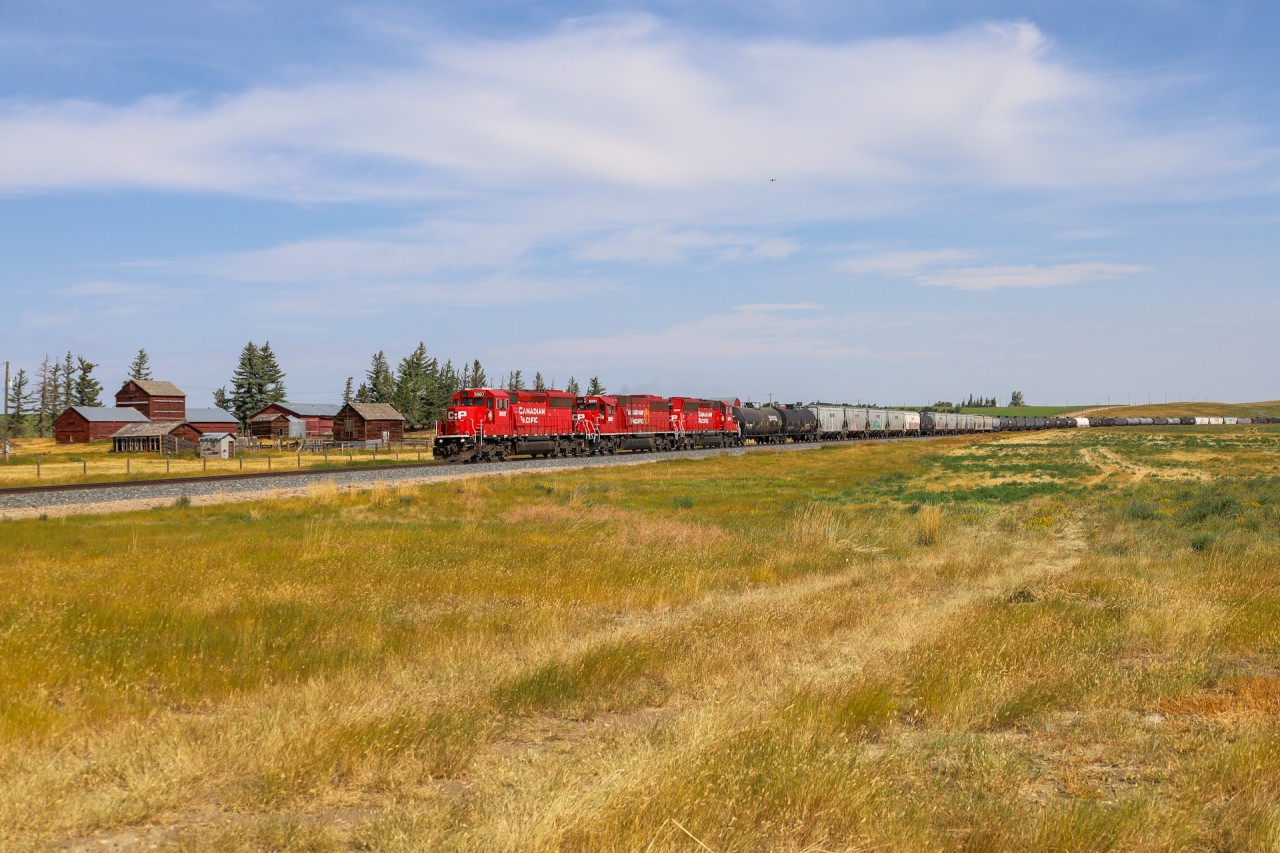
[2,0,1277,407]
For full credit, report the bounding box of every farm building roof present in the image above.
[275,402,343,417]
[345,402,405,421]
[69,406,150,423]
[186,407,238,423]
[199,432,234,441]
[111,422,183,438]
[124,379,185,397]
[251,413,302,423]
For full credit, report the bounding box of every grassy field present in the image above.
[959,405,1088,416]
[3,425,1280,850]
[0,437,436,488]
[1071,401,1280,419]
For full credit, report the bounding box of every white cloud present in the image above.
[839,248,1147,290]
[918,261,1147,290]
[572,226,800,265]
[0,17,1262,206]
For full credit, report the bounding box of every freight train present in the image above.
[431,387,1276,463]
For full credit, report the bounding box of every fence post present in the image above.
[83,460,87,475]
[268,455,271,471]
[203,458,207,473]
[127,458,130,475]
[36,459,41,478]
[239,455,243,471]
[166,458,170,474]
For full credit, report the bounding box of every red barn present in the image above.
[115,380,186,422]
[248,402,341,437]
[54,406,150,443]
[185,407,240,435]
[333,402,405,444]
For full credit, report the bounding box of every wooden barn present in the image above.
[248,402,342,437]
[333,402,405,444]
[250,412,305,441]
[111,421,201,453]
[115,380,187,422]
[185,407,240,435]
[54,406,150,444]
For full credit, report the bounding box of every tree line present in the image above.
[340,345,604,430]
[1,351,114,438]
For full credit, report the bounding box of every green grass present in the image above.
[3,429,1280,850]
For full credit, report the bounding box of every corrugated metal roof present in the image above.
[345,402,405,420]
[186,407,238,423]
[276,402,343,417]
[199,432,234,441]
[112,422,181,438]
[70,406,150,423]
[122,379,185,397]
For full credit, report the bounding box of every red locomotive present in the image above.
[434,387,743,462]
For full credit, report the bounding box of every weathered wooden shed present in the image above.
[54,406,150,444]
[185,407,240,435]
[250,413,305,441]
[248,402,342,437]
[333,402,405,444]
[111,421,201,453]
[199,432,238,459]
[115,380,187,422]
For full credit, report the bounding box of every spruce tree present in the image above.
[36,356,56,437]
[61,351,75,410]
[258,341,287,402]
[565,376,580,396]
[128,348,153,381]
[342,377,354,404]
[6,369,35,436]
[394,344,430,429]
[586,376,605,395]
[366,352,395,403]
[470,359,487,388]
[508,370,525,391]
[533,372,546,391]
[73,357,103,406]
[213,386,231,413]
[227,341,283,424]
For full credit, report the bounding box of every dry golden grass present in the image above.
[2,427,1279,850]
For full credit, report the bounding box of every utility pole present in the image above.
[2,360,9,459]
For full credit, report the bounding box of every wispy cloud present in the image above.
[572,226,799,265]
[918,261,1147,290]
[0,17,1263,207]
[839,248,1147,290]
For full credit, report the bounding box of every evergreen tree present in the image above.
[394,343,430,429]
[366,351,395,403]
[508,370,525,391]
[36,356,56,437]
[61,351,75,410]
[430,359,460,424]
[73,357,103,406]
[226,341,285,423]
[470,359,487,388]
[128,348,153,381]
[258,341,287,402]
[586,376,605,395]
[533,372,546,391]
[342,377,354,404]
[355,382,373,403]
[213,386,231,413]
[5,369,36,436]
[565,376,580,396]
